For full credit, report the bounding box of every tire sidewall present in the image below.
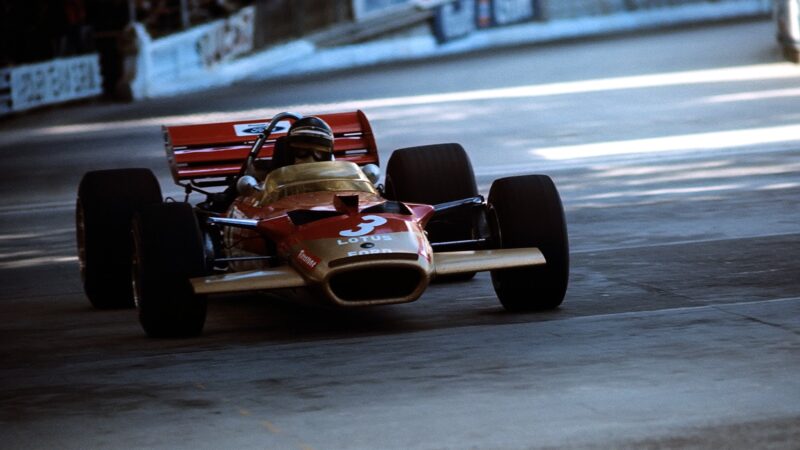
[133,202,207,338]
[488,175,569,310]
[77,169,162,309]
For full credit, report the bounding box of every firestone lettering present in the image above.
[297,249,318,269]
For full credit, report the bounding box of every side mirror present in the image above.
[236,175,262,196]
[362,164,381,185]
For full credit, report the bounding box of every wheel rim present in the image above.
[75,199,87,283]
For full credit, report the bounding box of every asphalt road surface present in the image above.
[2,19,800,449]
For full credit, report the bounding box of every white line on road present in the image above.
[558,295,800,324]
[474,142,800,176]
[2,63,798,141]
[701,87,800,104]
[530,124,800,161]
[0,202,75,214]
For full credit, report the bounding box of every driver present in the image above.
[286,116,335,164]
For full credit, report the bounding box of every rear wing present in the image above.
[164,110,379,187]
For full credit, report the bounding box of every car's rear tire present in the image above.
[132,202,207,338]
[488,175,569,311]
[385,143,480,281]
[385,143,478,207]
[76,169,162,309]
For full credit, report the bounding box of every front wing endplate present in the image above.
[433,248,545,276]
[191,266,308,295]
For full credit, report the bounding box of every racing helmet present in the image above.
[287,116,335,164]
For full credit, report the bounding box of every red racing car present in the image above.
[76,110,568,337]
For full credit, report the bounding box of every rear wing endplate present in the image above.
[163,110,379,187]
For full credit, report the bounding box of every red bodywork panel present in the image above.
[225,191,435,257]
[221,190,436,276]
[163,110,379,185]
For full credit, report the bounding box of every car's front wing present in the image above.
[190,247,545,296]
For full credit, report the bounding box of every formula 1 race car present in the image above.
[76,110,568,337]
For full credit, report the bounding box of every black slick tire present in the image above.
[384,143,478,209]
[132,202,207,338]
[385,143,480,281]
[488,175,569,311]
[76,169,162,309]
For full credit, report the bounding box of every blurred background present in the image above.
[1,0,793,115]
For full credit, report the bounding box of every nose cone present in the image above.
[286,214,433,306]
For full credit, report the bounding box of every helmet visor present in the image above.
[291,141,333,161]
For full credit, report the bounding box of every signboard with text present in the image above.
[196,6,255,67]
[433,0,476,42]
[4,54,102,114]
[435,0,536,41]
[492,0,535,25]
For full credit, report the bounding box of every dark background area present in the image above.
[0,0,353,96]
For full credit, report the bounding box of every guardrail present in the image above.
[0,54,103,117]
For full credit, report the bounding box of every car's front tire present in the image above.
[76,169,162,309]
[132,202,207,338]
[488,175,569,311]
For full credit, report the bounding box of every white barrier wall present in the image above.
[130,6,255,99]
[0,55,102,115]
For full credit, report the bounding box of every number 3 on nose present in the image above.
[339,215,388,237]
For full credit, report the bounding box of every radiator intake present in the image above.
[328,266,424,303]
